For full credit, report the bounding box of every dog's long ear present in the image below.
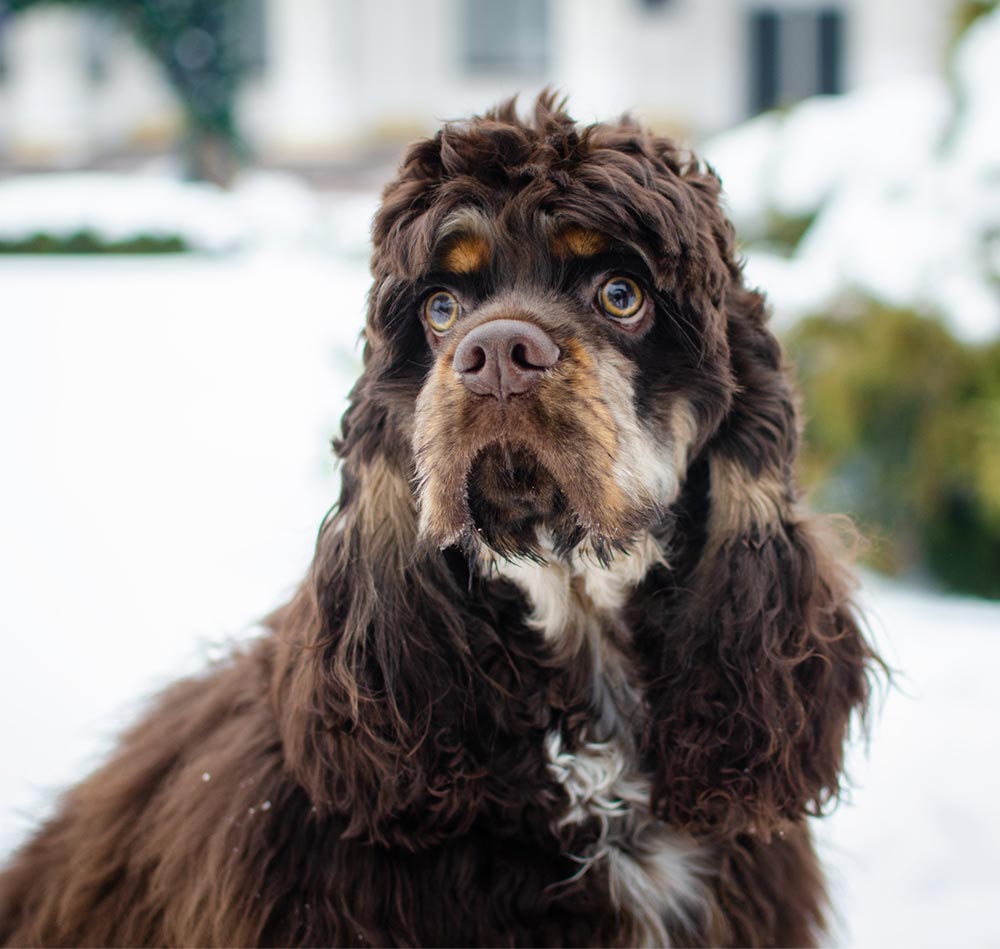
[269,363,545,850]
[268,381,492,849]
[639,281,879,839]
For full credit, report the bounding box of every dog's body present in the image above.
[0,98,877,948]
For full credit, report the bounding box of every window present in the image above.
[0,1,10,84]
[748,6,845,114]
[463,0,550,74]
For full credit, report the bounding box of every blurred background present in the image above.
[0,1,997,945]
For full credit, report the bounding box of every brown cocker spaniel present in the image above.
[0,95,879,948]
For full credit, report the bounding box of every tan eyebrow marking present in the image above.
[441,233,492,274]
[551,227,610,259]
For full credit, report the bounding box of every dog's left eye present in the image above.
[598,276,644,321]
[424,291,460,333]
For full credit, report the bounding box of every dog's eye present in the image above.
[424,291,460,333]
[598,276,644,320]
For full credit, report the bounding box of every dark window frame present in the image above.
[748,5,846,115]
[462,0,550,75]
[0,1,11,84]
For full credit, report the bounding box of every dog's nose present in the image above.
[453,319,560,399]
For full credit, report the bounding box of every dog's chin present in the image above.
[464,444,583,561]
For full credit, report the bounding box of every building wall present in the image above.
[242,0,752,152]
[241,0,956,155]
[0,0,960,167]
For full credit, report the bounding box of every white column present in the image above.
[551,0,634,124]
[849,0,952,89]
[5,7,92,164]
[248,0,365,159]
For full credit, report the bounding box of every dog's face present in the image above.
[359,98,740,562]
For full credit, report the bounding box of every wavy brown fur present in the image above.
[0,94,880,948]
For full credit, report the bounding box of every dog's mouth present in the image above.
[465,444,582,559]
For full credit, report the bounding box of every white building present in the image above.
[0,0,958,167]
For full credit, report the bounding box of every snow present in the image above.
[744,167,1000,341]
[707,78,952,228]
[951,7,1000,176]
[819,574,1000,948]
[0,246,368,865]
[0,169,336,252]
[702,7,1000,343]
[705,110,783,235]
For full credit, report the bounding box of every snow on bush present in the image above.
[702,7,1000,343]
[0,169,333,253]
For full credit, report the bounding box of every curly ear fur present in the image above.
[270,377,557,849]
[271,459,483,846]
[636,283,877,839]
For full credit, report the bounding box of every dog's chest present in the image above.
[491,540,707,946]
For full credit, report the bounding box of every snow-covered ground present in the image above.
[819,575,1000,948]
[1,241,998,946]
[0,247,368,847]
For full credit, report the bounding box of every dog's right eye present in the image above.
[598,276,644,321]
[424,291,460,333]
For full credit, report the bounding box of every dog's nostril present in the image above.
[510,342,532,371]
[462,345,487,374]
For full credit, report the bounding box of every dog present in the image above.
[0,94,879,948]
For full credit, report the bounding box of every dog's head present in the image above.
[349,94,743,563]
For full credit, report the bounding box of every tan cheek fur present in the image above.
[550,341,632,528]
[412,351,493,547]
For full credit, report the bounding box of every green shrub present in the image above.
[758,210,818,256]
[0,230,189,253]
[952,0,1000,50]
[785,304,1000,598]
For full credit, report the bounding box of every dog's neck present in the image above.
[480,531,664,655]
[480,531,664,746]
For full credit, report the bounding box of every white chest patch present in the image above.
[490,537,709,947]
[490,532,664,652]
[546,733,707,947]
